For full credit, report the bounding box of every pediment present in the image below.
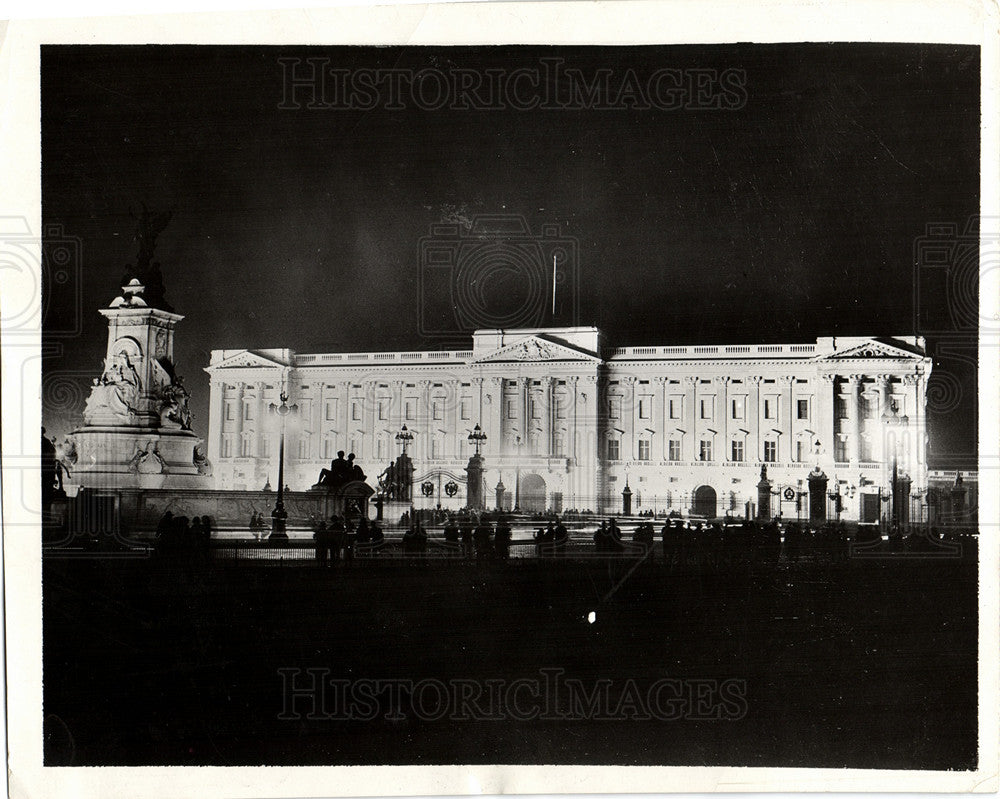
[206,350,287,371]
[823,340,923,361]
[474,335,601,364]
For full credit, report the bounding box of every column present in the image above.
[487,376,503,456]
[207,380,225,466]
[235,382,246,455]
[902,374,920,475]
[419,379,432,463]
[876,374,893,468]
[684,375,698,461]
[748,375,762,462]
[847,374,860,466]
[255,381,267,463]
[654,376,668,461]
[567,375,580,461]
[914,370,927,473]
[623,375,636,460]
[816,373,836,463]
[783,374,795,464]
[542,375,554,458]
[715,376,729,460]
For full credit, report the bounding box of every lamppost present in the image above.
[468,423,487,455]
[396,424,413,455]
[268,390,298,540]
[466,423,487,511]
[394,424,414,503]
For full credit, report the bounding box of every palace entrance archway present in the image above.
[518,473,546,513]
[692,485,717,518]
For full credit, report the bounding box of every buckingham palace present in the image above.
[204,326,932,523]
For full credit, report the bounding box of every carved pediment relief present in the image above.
[475,335,600,364]
[208,351,286,371]
[824,340,923,361]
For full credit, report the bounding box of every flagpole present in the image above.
[552,254,557,317]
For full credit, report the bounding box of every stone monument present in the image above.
[66,210,210,491]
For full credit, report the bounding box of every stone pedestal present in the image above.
[67,427,207,491]
[757,465,773,520]
[465,453,484,510]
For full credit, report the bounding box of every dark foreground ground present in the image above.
[43,545,978,768]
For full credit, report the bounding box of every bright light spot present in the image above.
[587,611,596,624]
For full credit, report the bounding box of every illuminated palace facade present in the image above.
[205,327,931,522]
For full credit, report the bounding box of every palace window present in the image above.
[297,438,309,460]
[699,440,713,461]
[405,399,416,420]
[323,438,335,459]
[731,396,745,420]
[554,434,567,458]
[834,437,848,463]
[261,436,272,458]
[668,397,683,419]
[376,437,387,461]
[460,397,471,420]
[763,397,777,420]
[637,439,651,460]
[731,439,744,462]
[862,396,877,419]
[699,397,714,420]
[225,402,234,421]
[222,437,233,458]
[506,399,517,419]
[352,401,361,421]
[431,437,443,460]
[243,403,253,421]
[668,439,682,461]
[609,397,622,420]
[860,435,873,462]
[638,397,651,420]
[607,439,621,461]
[378,399,389,421]
[797,399,809,420]
[325,400,337,421]
[795,440,804,462]
[763,440,777,462]
[530,398,541,420]
[240,437,253,458]
[835,396,848,419]
[555,394,567,420]
[432,399,443,421]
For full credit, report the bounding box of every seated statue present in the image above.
[347,453,366,483]
[315,451,351,490]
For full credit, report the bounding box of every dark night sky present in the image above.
[41,44,980,466]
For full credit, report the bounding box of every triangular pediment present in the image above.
[823,339,924,361]
[474,334,601,364]
[206,350,287,371]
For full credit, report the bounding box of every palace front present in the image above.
[204,327,931,523]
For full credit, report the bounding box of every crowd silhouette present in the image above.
[152,503,971,571]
